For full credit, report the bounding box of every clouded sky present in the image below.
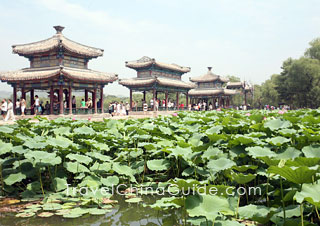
[0,0,319,96]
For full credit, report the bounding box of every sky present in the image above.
[0,0,319,96]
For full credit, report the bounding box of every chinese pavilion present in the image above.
[226,81,252,106]
[188,67,237,108]
[119,56,195,110]
[0,26,118,115]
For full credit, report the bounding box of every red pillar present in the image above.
[176,92,179,110]
[165,91,168,111]
[13,86,17,114]
[50,86,54,114]
[30,89,34,115]
[93,88,97,114]
[153,89,156,111]
[85,89,88,102]
[22,87,25,100]
[129,89,133,111]
[100,86,104,113]
[68,86,72,115]
[186,92,189,110]
[59,85,63,115]
[143,91,146,101]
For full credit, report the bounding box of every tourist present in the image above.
[16,99,21,115]
[5,99,15,121]
[155,99,159,111]
[116,102,121,115]
[86,98,92,108]
[34,95,40,115]
[1,99,7,119]
[143,101,148,115]
[125,102,130,115]
[72,96,76,109]
[203,102,207,111]
[45,101,50,114]
[20,98,26,116]
[162,99,165,108]
[108,103,113,115]
[188,103,192,111]
[150,98,154,110]
[81,99,86,108]
[121,102,126,115]
[209,102,213,110]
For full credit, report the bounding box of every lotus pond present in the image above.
[0,109,320,226]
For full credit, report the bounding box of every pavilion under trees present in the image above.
[0,26,118,115]
[188,67,237,108]
[119,56,195,110]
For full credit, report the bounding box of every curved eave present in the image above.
[119,77,195,89]
[0,66,117,83]
[190,76,229,83]
[189,88,237,96]
[12,35,103,58]
[125,60,190,73]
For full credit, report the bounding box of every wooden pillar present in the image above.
[50,86,54,114]
[152,89,156,111]
[13,86,17,114]
[226,96,230,108]
[85,89,88,102]
[59,85,63,115]
[165,91,168,111]
[176,92,179,110]
[22,87,25,100]
[143,91,146,101]
[30,89,34,115]
[100,86,104,113]
[93,88,97,114]
[129,89,133,111]
[244,91,247,106]
[155,91,158,100]
[68,86,72,115]
[186,92,189,110]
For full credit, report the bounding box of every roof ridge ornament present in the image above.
[54,25,65,34]
[208,67,212,71]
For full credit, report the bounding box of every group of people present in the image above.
[108,102,130,116]
[1,98,28,121]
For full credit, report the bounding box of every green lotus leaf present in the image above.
[0,141,13,155]
[268,166,317,184]
[53,126,71,136]
[158,125,172,135]
[285,157,320,167]
[238,204,276,224]
[0,126,14,134]
[266,136,290,146]
[16,212,35,218]
[90,162,112,172]
[73,126,95,135]
[66,153,92,165]
[62,207,88,218]
[302,145,320,158]
[274,147,301,160]
[25,151,61,165]
[232,173,256,184]
[46,136,73,148]
[264,119,291,131]
[147,159,171,171]
[53,177,68,192]
[206,125,223,134]
[113,162,137,183]
[294,183,320,207]
[202,147,223,160]
[207,158,236,172]
[232,165,258,172]
[101,176,119,187]
[42,203,62,211]
[169,146,193,160]
[24,139,47,149]
[87,208,110,215]
[63,162,90,174]
[4,172,26,185]
[246,146,276,158]
[186,194,233,221]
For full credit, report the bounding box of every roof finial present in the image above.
[54,25,65,34]
[208,67,212,71]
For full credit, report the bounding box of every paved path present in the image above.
[0,111,177,125]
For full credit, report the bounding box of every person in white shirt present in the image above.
[20,98,26,116]
[5,99,15,121]
[34,95,40,115]
[150,99,154,110]
[16,99,21,115]
[116,102,121,115]
[1,99,7,119]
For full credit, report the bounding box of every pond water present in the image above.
[0,195,189,226]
